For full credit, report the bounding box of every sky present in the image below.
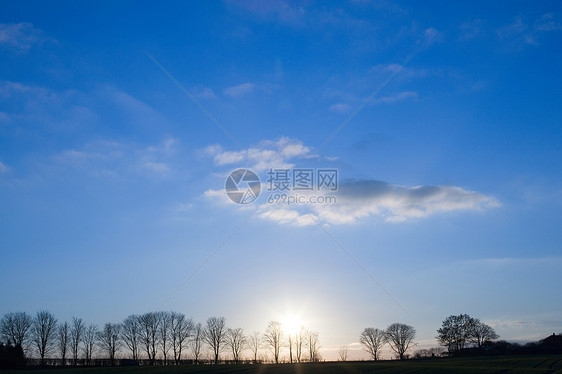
[1,0,561,361]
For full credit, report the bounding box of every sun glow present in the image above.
[281,313,304,336]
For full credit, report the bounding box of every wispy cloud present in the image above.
[371,91,418,104]
[459,19,485,40]
[228,0,306,25]
[369,63,428,80]
[0,22,51,50]
[0,81,169,134]
[459,256,562,268]
[534,13,562,31]
[223,82,256,97]
[498,13,562,46]
[191,85,216,99]
[0,161,9,173]
[329,103,351,113]
[423,27,443,45]
[54,138,178,178]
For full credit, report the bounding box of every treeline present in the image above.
[436,314,561,356]
[359,313,561,360]
[0,311,321,368]
[2,310,560,368]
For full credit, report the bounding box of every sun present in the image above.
[281,314,304,336]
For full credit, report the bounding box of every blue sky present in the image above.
[1,0,561,360]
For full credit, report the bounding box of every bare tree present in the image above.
[57,321,70,365]
[204,316,227,364]
[470,319,499,348]
[360,327,386,361]
[97,323,120,365]
[386,323,416,360]
[70,317,85,366]
[287,333,294,363]
[191,322,204,364]
[339,345,348,361]
[227,328,247,364]
[82,324,98,365]
[294,327,305,363]
[0,312,33,351]
[305,330,320,362]
[248,331,261,363]
[32,310,57,365]
[158,311,172,365]
[170,312,192,364]
[263,321,283,364]
[139,312,159,364]
[121,315,140,360]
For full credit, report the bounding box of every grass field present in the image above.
[4,355,562,374]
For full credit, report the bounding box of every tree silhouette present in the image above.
[386,323,416,360]
[305,330,320,362]
[437,314,499,352]
[191,322,204,364]
[82,324,97,365]
[227,328,247,364]
[70,317,85,365]
[97,323,120,365]
[56,321,69,365]
[471,319,499,348]
[248,331,261,363]
[157,311,172,365]
[121,315,140,360]
[32,310,57,365]
[0,312,32,353]
[139,312,159,364]
[360,327,386,361]
[339,345,348,361]
[170,312,192,364]
[263,321,283,364]
[294,327,305,362]
[204,317,227,364]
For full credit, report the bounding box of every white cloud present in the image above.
[224,82,256,97]
[205,137,317,171]
[204,178,499,226]
[259,207,318,226]
[314,180,498,225]
[203,138,498,226]
[0,161,9,173]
